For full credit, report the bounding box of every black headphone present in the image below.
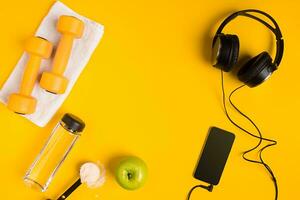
[212,9,284,87]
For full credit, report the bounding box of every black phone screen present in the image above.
[194,127,235,185]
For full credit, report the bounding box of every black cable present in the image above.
[187,184,213,200]
[220,70,278,200]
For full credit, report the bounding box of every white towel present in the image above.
[0,1,104,127]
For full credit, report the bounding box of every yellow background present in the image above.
[0,0,299,199]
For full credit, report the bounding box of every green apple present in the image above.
[115,156,148,190]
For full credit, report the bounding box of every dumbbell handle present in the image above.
[20,55,41,95]
[52,34,74,75]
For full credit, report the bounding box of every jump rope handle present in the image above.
[57,178,81,200]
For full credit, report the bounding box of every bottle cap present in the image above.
[62,113,85,133]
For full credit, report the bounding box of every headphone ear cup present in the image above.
[212,34,239,72]
[227,35,239,71]
[237,51,273,87]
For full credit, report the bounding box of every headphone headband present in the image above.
[213,9,284,67]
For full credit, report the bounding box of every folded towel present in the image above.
[0,1,104,127]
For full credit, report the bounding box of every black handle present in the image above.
[57,179,81,200]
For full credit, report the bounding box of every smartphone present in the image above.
[194,127,235,185]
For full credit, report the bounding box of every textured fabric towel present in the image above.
[0,1,104,127]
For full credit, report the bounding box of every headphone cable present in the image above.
[220,70,278,200]
[187,184,213,200]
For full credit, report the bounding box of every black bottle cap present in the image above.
[62,113,85,133]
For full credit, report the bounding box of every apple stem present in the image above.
[127,173,132,180]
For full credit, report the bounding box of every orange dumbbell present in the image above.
[7,37,53,114]
[40,16,84,94]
